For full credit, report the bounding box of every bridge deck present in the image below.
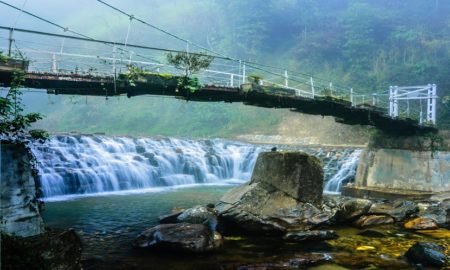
[0,70,437,135]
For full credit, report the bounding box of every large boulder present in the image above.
[216,152,327,234]
[251,152,323,203]
[133,223,222,253]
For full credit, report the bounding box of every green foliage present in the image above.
[125,65,147,87]
[166,52,214,77]
[247,74,263,85]
[0,50,9,63]
[0,70,48,141]
[166,52,213,93]
[176,76,201,93]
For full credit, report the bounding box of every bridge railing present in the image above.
[0,27,436,125]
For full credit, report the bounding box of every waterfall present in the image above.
[30,135,362,200]
[31,136,261,199]
[324,149,362,194]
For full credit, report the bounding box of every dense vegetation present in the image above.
[0,70,48,141]
[16,0,450,137]
[211,0,450,127]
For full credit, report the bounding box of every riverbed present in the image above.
[43,186,449,270]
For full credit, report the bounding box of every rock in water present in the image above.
[176,205,218,230]
[368,200,418,221]
[337,199,372,221]
[353,215,394,228]
[133,223,222,253]
[236,253,332,270]
[283,230,338,242]
[158,211,183,224]
[420,204,450,227]
[285,253,332,268]
[251,152,323,203]
[405,242,447,267]
[216,152,327,234]
[404,217,439,230]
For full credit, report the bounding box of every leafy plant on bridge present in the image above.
[166,52,214,93]
[123,65,178,90]
[0,50,9,63]
[0,70,48,142]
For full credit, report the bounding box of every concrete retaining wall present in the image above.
[355,148,450,192]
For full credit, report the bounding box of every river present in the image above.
[35,135,426,269]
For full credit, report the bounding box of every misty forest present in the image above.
[1,1,450,270]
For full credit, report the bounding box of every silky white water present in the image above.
[31,135,362,200]
[324,149,362,194]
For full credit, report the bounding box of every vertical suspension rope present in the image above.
[124,15,133,49]
[124,15,133,69]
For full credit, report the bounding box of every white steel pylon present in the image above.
[389,84,437,125]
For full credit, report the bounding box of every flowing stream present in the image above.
[31,135,361,200]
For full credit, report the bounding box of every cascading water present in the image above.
[30,135,362,200]
[31,136,261,199]
[324,149,362,194]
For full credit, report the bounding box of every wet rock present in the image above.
[158,211,183,224]
[404,217,439,230]
[420,204,449,227]
[368,200,418,221]
[177,205,218,229]
[236,253,332,270]
[236,264,289,270]
[284,253,332,268]
[133,223,222,253]
[142,152,158,166]
[417,228,450,238]
[405,242,447,267]
[337,199,372,221]
[217,182,332,235]
[216,152,328,235]
[135,145,146,153]
[357,229,386,238]
[353,215,394,228]
[283,230,338,242]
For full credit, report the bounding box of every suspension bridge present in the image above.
[0,1,439,135]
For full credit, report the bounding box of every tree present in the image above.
[0,50,9,63]
[166,52,214,93]
[0,70,48,141]
[166,52,214,78]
